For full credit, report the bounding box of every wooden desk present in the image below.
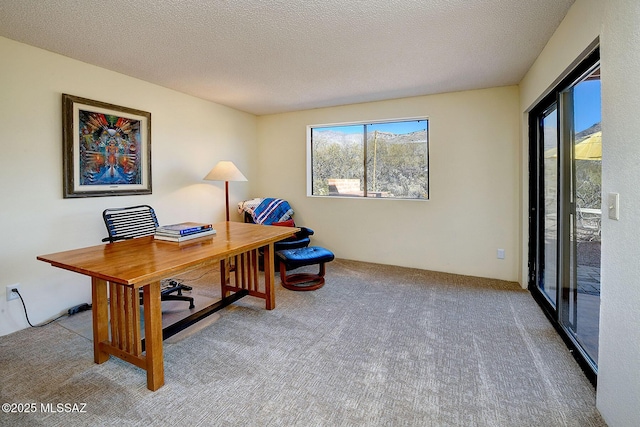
[37,221,296,391]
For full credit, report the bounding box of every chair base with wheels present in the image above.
[276,246,335,291]
[157,280,195,309]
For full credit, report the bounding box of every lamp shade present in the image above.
[203,161,248,182]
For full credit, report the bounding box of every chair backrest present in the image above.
[102,205,159,242]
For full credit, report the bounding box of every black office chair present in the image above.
[102,205,195,309]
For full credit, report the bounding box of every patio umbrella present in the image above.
[573,131,602,160]
[543,131,601,160]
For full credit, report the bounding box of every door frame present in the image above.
[527,46,600,387]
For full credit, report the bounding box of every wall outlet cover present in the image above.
[6,283,20,301]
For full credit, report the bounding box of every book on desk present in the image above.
[154,222,216,242]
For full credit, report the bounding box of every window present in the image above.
[309,118,429,199]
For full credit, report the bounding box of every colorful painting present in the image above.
[78,111,142,185]
[63,94,151,198]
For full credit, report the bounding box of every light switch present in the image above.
[608,193,619,220]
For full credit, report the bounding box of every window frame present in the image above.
[306,117,429,200]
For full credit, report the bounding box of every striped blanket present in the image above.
[251,198,294,225]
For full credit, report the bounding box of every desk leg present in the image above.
[91,277,110,364]
[220,258,230,297]
[142,281,164,391]
[263,243,276,310]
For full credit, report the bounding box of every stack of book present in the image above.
[154,222,216,242]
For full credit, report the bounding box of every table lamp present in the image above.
[203,161,247,221]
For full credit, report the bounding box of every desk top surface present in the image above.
[37,222,297,287]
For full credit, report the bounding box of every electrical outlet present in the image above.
[6,283,20,301]
[497,249,505,259]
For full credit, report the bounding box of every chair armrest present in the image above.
[275,237,311,251]
[102,236,132,243]
[295,227,314,238]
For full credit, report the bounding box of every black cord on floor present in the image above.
[13,289,68,327]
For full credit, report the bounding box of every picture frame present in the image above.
[62,94,152,198]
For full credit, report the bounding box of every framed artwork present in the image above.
[62,94,152,198]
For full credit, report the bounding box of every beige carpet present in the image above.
[0,259,606,426]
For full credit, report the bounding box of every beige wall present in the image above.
[598,0,640,424]
[520,0,640,424]
[0,37,257,336]
[256,87,521,282]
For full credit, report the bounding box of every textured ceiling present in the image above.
[0,0,574,115]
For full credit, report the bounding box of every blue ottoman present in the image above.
[276,246,335,291]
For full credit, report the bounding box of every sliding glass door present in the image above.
[529,48,601,383]
[539,104,558,307]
